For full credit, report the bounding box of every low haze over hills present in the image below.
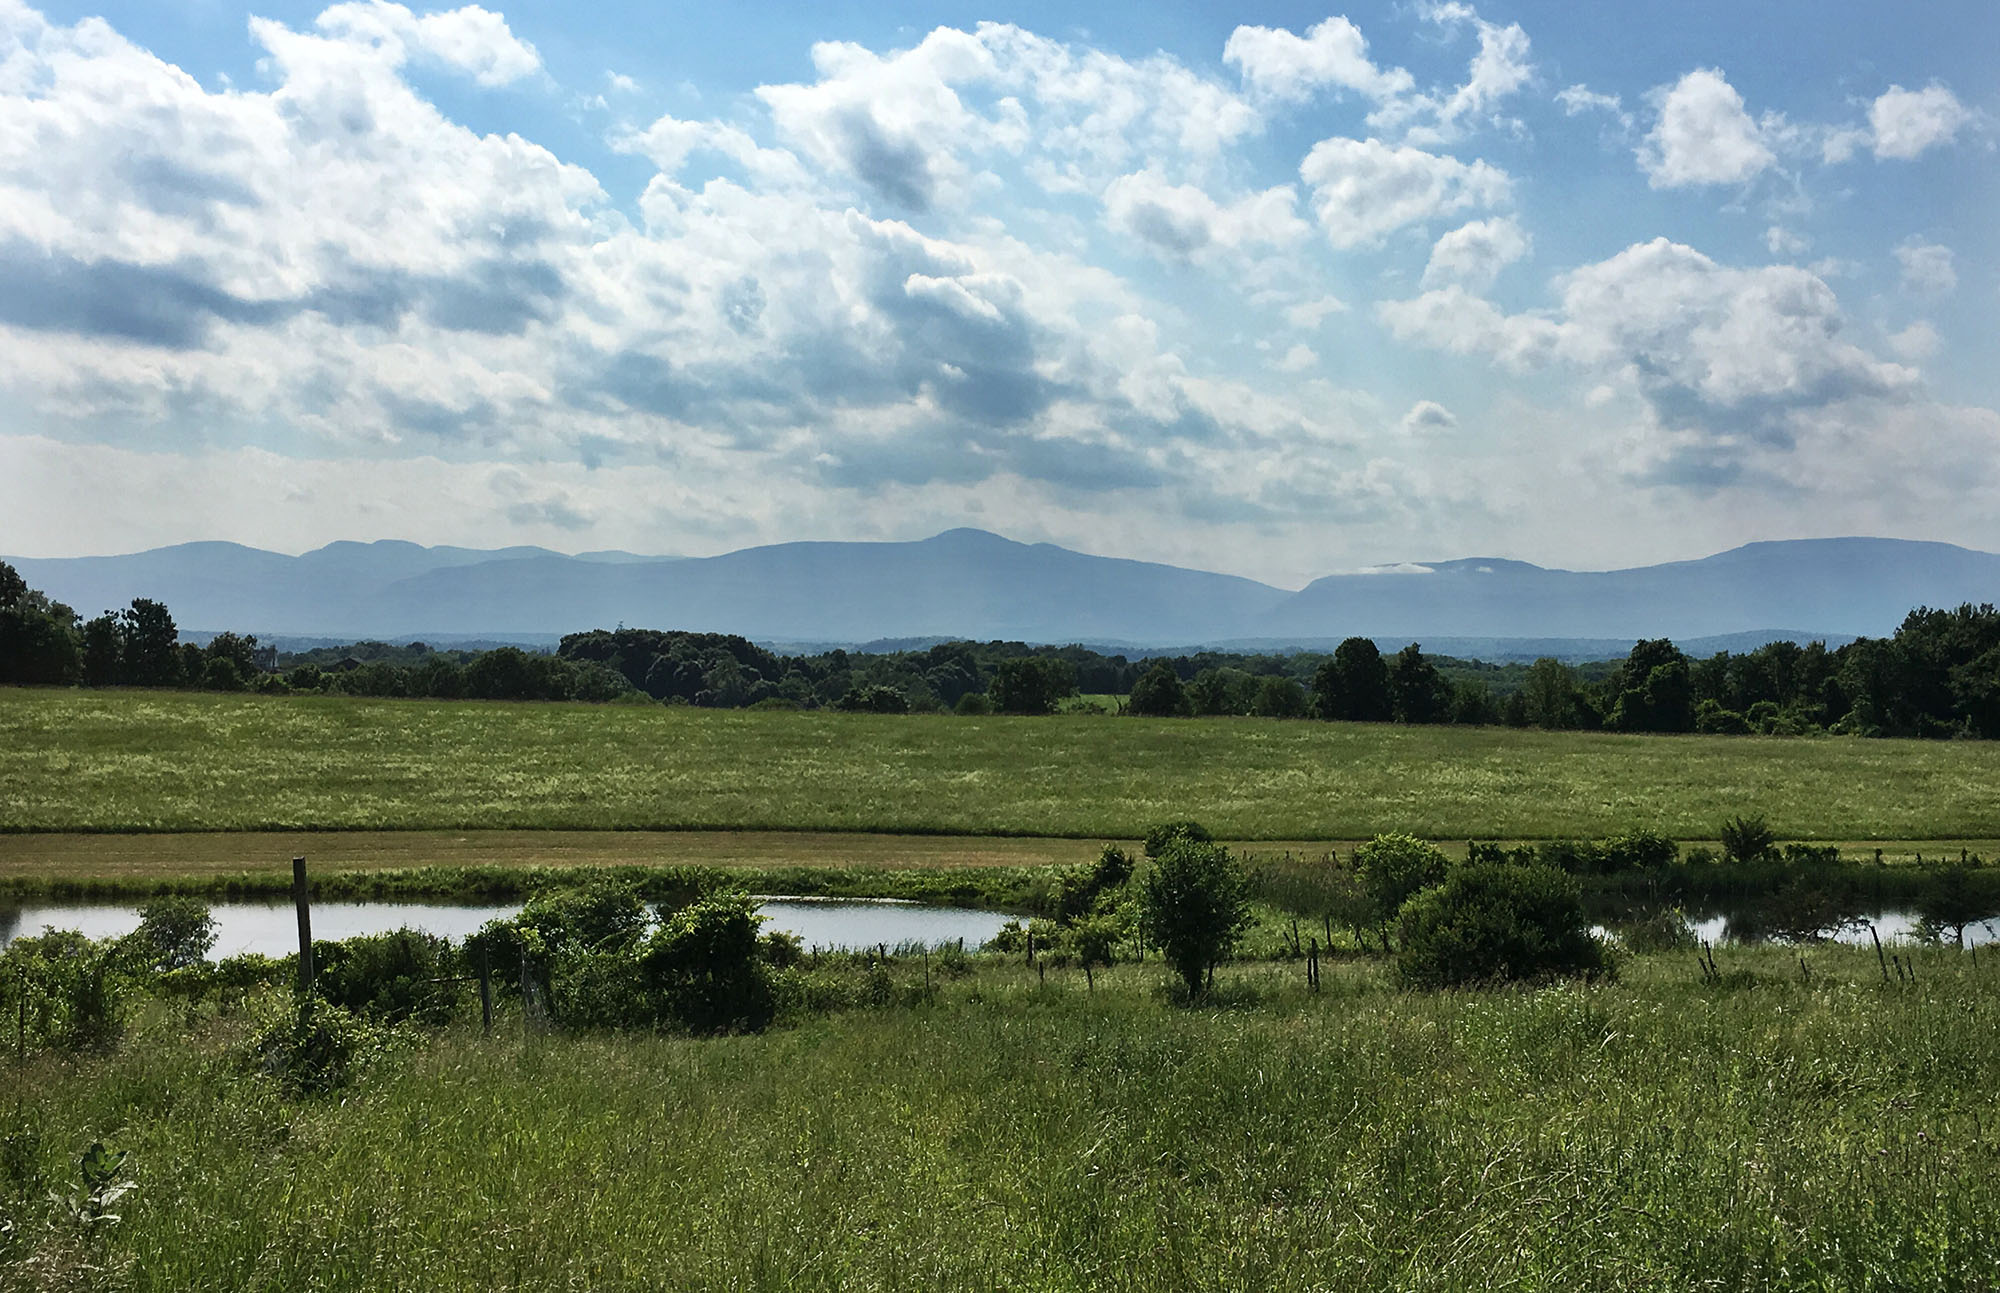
[11,531,2000,653]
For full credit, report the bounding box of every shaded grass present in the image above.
[8,688,2000,839]
[6,947,1998,1290]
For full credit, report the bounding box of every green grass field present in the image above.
[7,688,2000,840]
[8,948,1996,1291]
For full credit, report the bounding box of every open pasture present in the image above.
[6,688,2000,840]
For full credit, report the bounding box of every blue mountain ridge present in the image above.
[8,531,1999,649]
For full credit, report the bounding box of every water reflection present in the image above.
[0,897,1010,958]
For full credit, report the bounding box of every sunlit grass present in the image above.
[7,946,1997,1290]
[6,688,2000,840]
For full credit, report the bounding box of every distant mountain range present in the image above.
[9,530,2000,655]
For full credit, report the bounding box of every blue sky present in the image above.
[0,0,1992,584]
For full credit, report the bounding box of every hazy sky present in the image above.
[0,1,1993,584]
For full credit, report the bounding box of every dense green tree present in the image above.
[1449,679,1499,725]
[990,657,1075,715]
[203,631,262,680]
[1127,661,1189,717]
[80,613,123,687]
[1251,674,1307,718]
[201,657,247,691]
[120,598,183,687]
[1606,640,1693,732]
[1312,637,1391,722]
[0,561,25,609]
[1187,666,1257,716]
[0,583,81,686]
[1138,837,1252,997]
[1520,657,1585,729]
[1388,643,1449,724]
[125,896,216,971]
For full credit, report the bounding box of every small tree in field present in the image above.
[1138,838,1252,998]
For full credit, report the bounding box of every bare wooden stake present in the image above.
[291,855,315,998]
[477,951,493,1035]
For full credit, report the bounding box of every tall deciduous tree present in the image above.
[1314,637,1391,722]
[990,657,1075,715]
[120,598,183,687]
[1127,660,1189,717]
[1388,643,1449,724]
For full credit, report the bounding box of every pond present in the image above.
[0,897,1013,959]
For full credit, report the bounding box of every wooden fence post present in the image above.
[291,855,314,998]
[478,950,494,1035]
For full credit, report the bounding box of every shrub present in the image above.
[1353,833,1453,923]
[953,692,993,716]
[1781,843,1841,868]
[1143,819,1214,859]
[243,1001,386,1095]
[124,896,217,971]
[1600,830,1679,872]
[466,878,650,991]
[0,930,127,1053]
[835,684,910,714]
[1721,814,1778,863]
[314,928,461,1026]
[639,893,776,1034]
[1138,838,1252,997]
[1395,863,1615,989]
[1069,911,1130,970]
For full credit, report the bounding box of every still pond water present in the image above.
[0,898,1012,958]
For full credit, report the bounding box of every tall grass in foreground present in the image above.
[6,947,1997,1291]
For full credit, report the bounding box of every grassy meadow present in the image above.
[7,947,1998,1291]
[7,688,2000,840]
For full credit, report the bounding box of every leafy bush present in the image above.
[1353,833,1453,924]
[124,896,217,971]
[1395,863,1615,989]
[243,1001,386,1095]
[1721,814,1778,863]
[1780,843,1841,868]
[835,684,911,714]
[639,893,776,1034]
[0,930,127,1052]
[314,928,461,1025]
[952,692,993,716]
[1138,838,1252,997]
[464,878,649,991]
[1601,830,1679,871]
[1143,819,1214,859]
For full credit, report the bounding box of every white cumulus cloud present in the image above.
[1422,217,1529,290]
[1222,17,1412,103]
[1639,68,1774,188]
[1869,83,1971,160]
[1298,137,1509,249]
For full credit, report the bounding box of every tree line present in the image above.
[5,558,1997,736]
